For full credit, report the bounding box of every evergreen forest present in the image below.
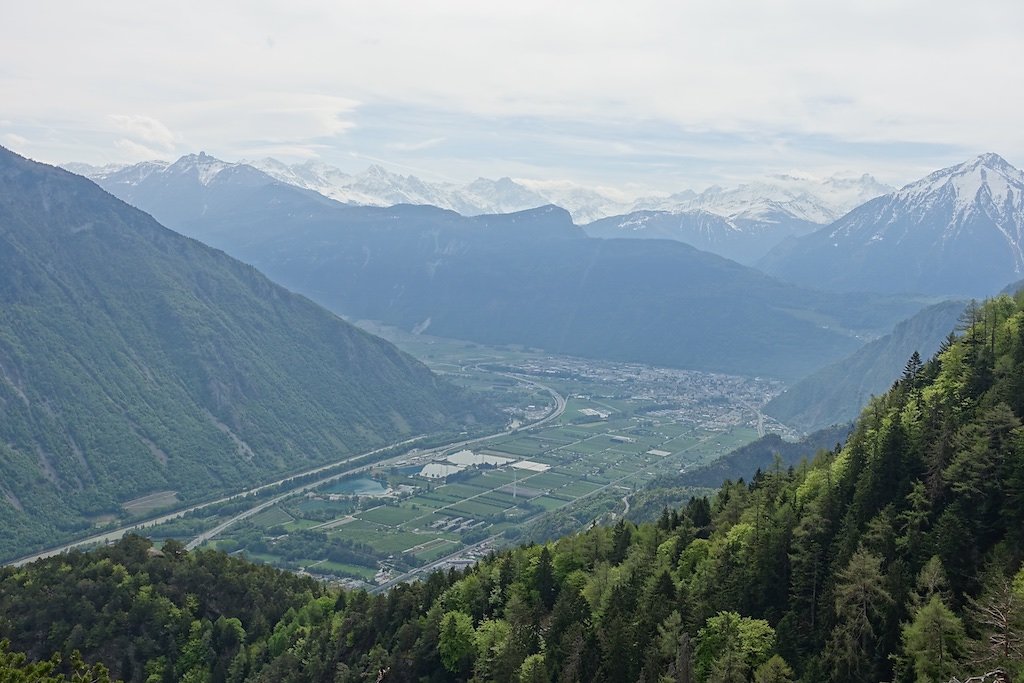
[3,294,1024,681]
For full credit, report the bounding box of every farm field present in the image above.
[162,331,790,587]
[121,490,180,517]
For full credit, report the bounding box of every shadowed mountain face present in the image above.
[759,153,1024,297]
[764,299,967,432]
[0,147,493,560]
[86,153,924,381]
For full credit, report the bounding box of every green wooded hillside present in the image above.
[3,294,1024,681]
[0,147,495,561]
[765,299,966,432]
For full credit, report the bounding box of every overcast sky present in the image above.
[3,1,1022,192]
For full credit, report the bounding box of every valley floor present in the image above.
[163,331,794,586]
[10,330,794,585]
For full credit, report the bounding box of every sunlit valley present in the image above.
[2,3,1024,682]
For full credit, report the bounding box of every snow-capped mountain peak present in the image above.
[464,177,549,213]
[62,161,128,179]
[62,160,170,184]
[760,153,1024,297]
[63,153,893,230]
[223,157,894,225]
[968,152,1015,172]
[894,153,1024,218]
[628,172,892,225]
[362,164,396,181]
[245,157,353,201]
[166,152,234,186]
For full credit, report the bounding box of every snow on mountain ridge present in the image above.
[62,161,131,179]
[167,152,234,186]
[65,153,894,226]
[628,172,892,225]
[509,178,631,223]
[760,154,1024,296]
[238,157,894,224]
[893,153,1024,219]
[463,177,550,215]
[249,157,474,210]
[64,160,172,184]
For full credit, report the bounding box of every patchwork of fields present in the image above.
[192,334,781,586]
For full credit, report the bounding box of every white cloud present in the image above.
[165,93,361,162]
[235,144,324,161]
[113,137,168,162]
[1,0,1021,186]
[3,133,30,148]
[386,137,446,152]
[109,114,178,153]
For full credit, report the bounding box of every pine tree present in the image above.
[753,655,795,683]
[786,509,829,651]
[901,595,966,683]
[825,549,893,682]
[903,351,924,387]
[535,546,557,610]
[611,519,632,564]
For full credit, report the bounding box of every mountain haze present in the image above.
[76,154,892,265]
[764,299,966,432]
[0,147,491,560]
[69,156,890,228]
[80,153,926,380]
[583,209,818,265]
[582,173,890,263]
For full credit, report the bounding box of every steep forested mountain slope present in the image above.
[1003,278,1024,295]
[0,147,492,561]
[646,424,853,492]
[765,299,967,432]
[82,153,923,380]
[3,295,1024,682]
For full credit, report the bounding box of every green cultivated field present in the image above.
[413,540,461,562]
[164,336,782,585]
[358,505,423,525]
[311,561,376,581]
[122,490,180,517]
[248,506,293,527]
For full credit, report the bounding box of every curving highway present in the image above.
[186,373,565,549]
[5,373,564,567]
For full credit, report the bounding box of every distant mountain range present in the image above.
[759,153,1024,296]
[71,153,1024,297]
[74,151,924,381]
[64,156,624,222]
[630,173,893,224]
[0,147,491,560]
[65,156,891,228]
[582,209,820,265]
[581,174,892,264]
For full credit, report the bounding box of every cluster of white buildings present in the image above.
[417,449,550,480]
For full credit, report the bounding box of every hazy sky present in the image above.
[3,1,1022,191]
